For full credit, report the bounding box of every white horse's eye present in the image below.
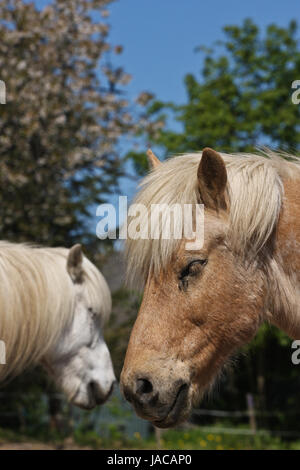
[88,307,96,318]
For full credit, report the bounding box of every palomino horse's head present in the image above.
[121,148,272,427]
[44,245,116,409]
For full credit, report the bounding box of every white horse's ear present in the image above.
[146,149,160,169]
[67,244,83,284]
[197,147,228,211]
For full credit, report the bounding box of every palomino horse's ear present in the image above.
[67,244,83,283]
[197,147,227,211]
[146,149,160,169]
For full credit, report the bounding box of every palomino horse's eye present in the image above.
[178,259,208,291]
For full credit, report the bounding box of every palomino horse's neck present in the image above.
[266,175,300,339]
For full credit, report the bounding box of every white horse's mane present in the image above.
[0,241,111,382]
[125,149,300,287]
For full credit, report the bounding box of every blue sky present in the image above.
[109,0,299,106]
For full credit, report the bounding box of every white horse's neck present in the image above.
[0,244,74,381]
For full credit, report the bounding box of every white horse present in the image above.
[0,242,115,409]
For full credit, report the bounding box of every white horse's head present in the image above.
[44,244,116,409]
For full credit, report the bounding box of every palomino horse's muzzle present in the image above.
[121,372,190,428]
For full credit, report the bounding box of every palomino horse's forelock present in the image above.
[125,150,300,288]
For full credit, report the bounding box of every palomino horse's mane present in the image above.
[125,149,300,287]
[0,242,111,382]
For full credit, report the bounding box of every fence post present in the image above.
[246,393,257,435]
[154,426,163,448]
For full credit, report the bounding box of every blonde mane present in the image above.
[0,242,111,382]
[125,150,300,287]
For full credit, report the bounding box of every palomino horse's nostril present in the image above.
[136,378,153,395]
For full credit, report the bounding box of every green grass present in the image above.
[146,427,290,450]
[0,427,26,444]
[1,425,300,450]
[71,423,300,450]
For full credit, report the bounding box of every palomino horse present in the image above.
[121,147,300,428]
[0,242,115,409]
